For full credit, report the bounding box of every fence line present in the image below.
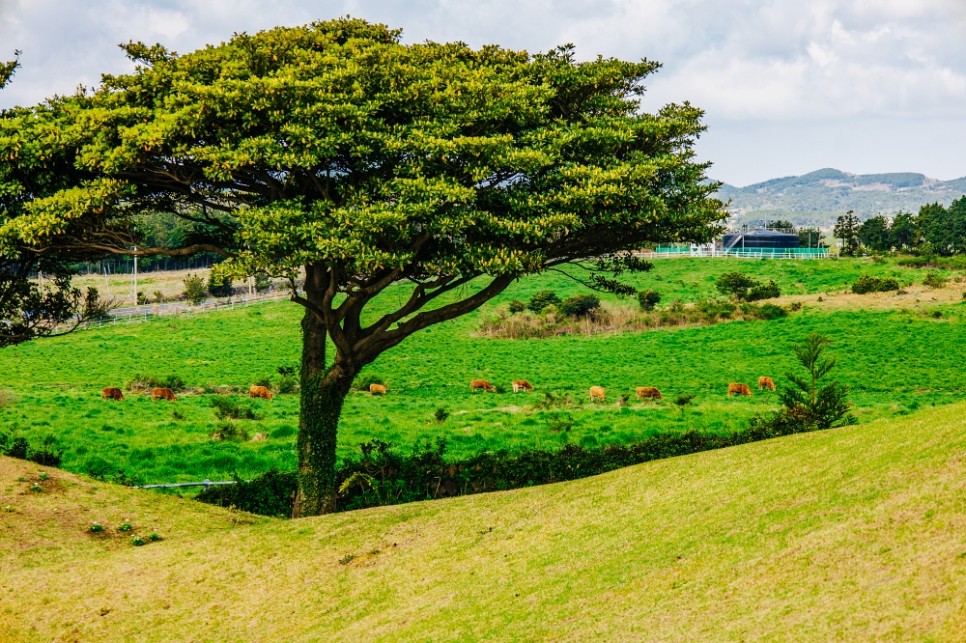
[80,289,291,331]
[636,247,830,259]
[134,479,239,490]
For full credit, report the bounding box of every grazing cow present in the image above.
[249,385,273,400]
[635,386,663,400]
[369,383,387,396]
[758,376,776,391]
[512,380,534,393]
[589,386,606,402]
[152,387,177,401]
[470,379,496,392]
[727,382,752,396]
[101,387,124,401]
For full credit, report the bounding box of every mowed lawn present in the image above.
[0,257,964,484]
[1,402,963,641]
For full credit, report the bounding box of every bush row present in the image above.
[480,297,792,338]
[196,411,826,517]
[0,433,63,467]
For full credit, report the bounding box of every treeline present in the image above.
[834,197,966,256]
[75,210,224,274]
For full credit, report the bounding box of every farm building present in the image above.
[722,228,799,250]
[651,228,829,259]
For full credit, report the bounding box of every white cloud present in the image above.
[1,0,964,183]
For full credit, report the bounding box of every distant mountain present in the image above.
[716,168,966,226]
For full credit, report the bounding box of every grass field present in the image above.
[1,402,963,641]
[1,256,964,485]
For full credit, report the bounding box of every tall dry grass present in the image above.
[477,299,778,339]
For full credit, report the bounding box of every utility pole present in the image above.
[132,246,138,306]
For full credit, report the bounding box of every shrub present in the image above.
[526,290,561,313]
[182,273,207,305]
[779,333,855,429]
[253,273,272,292]
[434,407,449,423]
[715,272,758,299]
[207,273,233,298]
[923,272,948,289]
[756,303,788,320]
[127,373,185,391]
[697,299,736,321]
[195,469,297,518]
[745,280,781,301]
[210,396,257,420]
[212,420,249,442]
[508,299,526,314]
[276,365,298,394]
[0,434,63,467]
[276,375,298,395]
[637,289,661,311]
[852,275,900,294]
[559,294,600,318]
[673,393,695,408]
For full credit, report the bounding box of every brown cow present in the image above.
[369,383,387,396]
[727,382,752,396]
[512,380,533,393]
[249,385,273,400]
[758,376,776,391]
[589,386,606,402]
[152,387,177,401]
[470,379,496,392]
[101,387,124,401]
[635,386,663,400]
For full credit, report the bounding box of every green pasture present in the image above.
[0,256,963,485]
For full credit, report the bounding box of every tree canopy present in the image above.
[0,50,111,346]
[0,18,726,514]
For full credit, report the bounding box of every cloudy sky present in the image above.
[2,0,964,186]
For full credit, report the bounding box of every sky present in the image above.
[1,0,964,187]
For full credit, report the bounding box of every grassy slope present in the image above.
[1,403,963,641]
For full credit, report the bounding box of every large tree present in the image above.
[1,51,110,346]
[0,19,725,515]
[833,210,861,257]
[857,214,890,252]
[888,211,918,251]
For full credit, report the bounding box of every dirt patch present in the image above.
[777,283,965,312]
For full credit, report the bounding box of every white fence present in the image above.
[636,246,830,259]
[82,289,290,331]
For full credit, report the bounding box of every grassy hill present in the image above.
[718,168,966,225]
[1,402,963,641]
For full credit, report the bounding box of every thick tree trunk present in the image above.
[292,308,356,517]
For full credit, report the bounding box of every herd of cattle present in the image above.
[100,384,274,401]
[101,376,778,403]
[370,375,777,401]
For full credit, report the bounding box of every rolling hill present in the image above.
[2,402,963,641]
[718,168,966,225]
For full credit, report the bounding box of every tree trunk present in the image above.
[292,308,356,517]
